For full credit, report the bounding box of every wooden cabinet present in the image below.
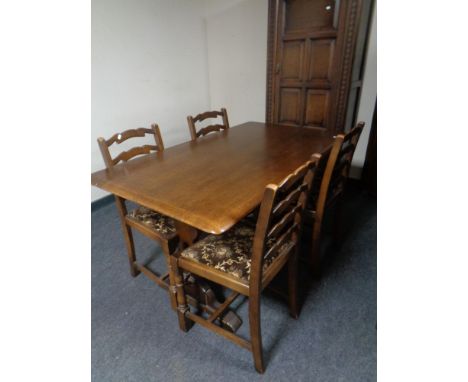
[266,0,373,135]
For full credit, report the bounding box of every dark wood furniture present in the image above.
[306,121,364,275]
[187,108,230,141]
[170,160,317,373]
[97,124,178,309]
[266,0,373,135]
[92,122,334,370]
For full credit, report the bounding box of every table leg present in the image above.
[174,220,198,248]
[183,275,242,333]
[173,220,243,333]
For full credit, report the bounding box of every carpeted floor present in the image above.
[92,184,376,381]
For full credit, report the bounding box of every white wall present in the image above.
[350,4,377,179]
[92,0,376,201]
[91,0,210,201]
[205,0,268,125]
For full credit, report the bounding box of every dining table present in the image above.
[92,121,333,236]
[91,121,333,330]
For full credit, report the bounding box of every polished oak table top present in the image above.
[91,122,333,234]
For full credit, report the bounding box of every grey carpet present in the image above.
[92,185,376,381]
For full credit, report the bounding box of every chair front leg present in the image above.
[249,290,265,373]
[332,197,345,249]
[162,241,178,311]
[114,196,140,277]
[169,256,192,332]
[288,249,299,319]
[310,221,322,279]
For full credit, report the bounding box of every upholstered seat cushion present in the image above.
[127,206,176,237]
[180,221,293,282]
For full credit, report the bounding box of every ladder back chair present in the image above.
[306,122,365,276]
[187,108,230,141]
[169,159,318,373]
[97,124,178,309]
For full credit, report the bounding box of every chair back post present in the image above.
[308,151,324,200]
[315,135,344,221]
[97,137,114,170]
[187,116,197,141]
[342,121,365,172]
[250,185,277,293]
[221,108,230,129]
[151,123,165,151]
[249,160,316,290]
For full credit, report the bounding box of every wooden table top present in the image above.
[91,122,333,234]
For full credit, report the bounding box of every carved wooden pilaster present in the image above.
[333,0,362,133]
[266,0,279,123]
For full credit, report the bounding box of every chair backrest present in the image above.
[249,159,317,288]
[97,124,164,169]
[187,108,230,141]
[313,121,365,218]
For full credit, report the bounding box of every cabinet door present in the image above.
[267,0,363,135]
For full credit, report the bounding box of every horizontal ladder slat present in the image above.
[193,110,222,122]
[186,311,252,351]
[273,183,307,217]
[134,263,169,290]
[278,165,309,192]
[106,127,154,145]
[267,205,299,239]
[207,292,240,323]
[113,145,159,164]
[197,124,226,137]
[264,223,298,261]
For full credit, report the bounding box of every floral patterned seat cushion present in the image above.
[180,221,293,282]
[127,206,176,238]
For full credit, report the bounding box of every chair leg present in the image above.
[310,222,322,279]
[249,291,265,373]
[114,196,140,277]
[162,241,178,311]
[122,225,140,277]
[288,250,299,319]
[169,256,192,332]
[332,198,345,249]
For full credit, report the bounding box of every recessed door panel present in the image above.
[308,39,335,81]
[279,88,301,125]
[304,90,329,128]
[282,40,305,80]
